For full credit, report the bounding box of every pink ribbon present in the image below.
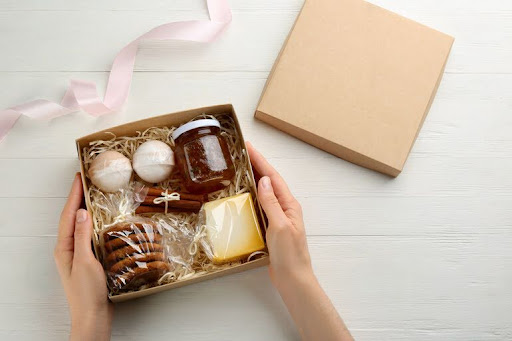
[0,0,231,142]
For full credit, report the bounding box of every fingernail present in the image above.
[261,176,271,189]
[76,209,87,223]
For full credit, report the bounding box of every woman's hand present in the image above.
[246,142,314,290]
[54,173,113,341]
[247,142,353,341]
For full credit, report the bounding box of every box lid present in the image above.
[255,0,454,176]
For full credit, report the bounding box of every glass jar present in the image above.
[172,119,235,193]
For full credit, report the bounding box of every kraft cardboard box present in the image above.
[76,104,269,302]
[256,0,454,177]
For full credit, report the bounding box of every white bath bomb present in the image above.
[88,151,133,192]
[133,140,175,183]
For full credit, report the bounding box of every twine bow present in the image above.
[153,190,180,214]
[188,225,208,256]
[108,192,134,227]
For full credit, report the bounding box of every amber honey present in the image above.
[173,119,235,193]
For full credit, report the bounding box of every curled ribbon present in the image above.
[153,190,181,214]
[0,0,232,142]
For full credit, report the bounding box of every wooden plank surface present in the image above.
[0,0,511,340]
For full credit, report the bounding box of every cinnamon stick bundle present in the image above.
[145,188,207,203]
[135,187,206,215]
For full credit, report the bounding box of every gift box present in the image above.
[76,104,269,302]
[255,0,454,176]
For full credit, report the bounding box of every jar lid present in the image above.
[172,119,221,141]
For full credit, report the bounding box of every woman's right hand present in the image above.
[246,142,314,289]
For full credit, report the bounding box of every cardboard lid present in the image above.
[255,0,454,176]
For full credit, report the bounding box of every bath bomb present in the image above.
[88,151,133,192]
[133,140,175,183]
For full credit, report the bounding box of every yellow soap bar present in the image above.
[203,193,265,264]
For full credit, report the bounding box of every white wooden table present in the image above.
[1,0,511,340]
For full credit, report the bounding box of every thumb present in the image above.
[258,176,289,228]
[73,209,95,261]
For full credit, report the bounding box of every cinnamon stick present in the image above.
[141,197,202,211]
[135,200,202,214]
[142,195,165,206]
[146,187,207,203]
[135,206,167,214]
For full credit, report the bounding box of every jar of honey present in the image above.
[172,119,235,193]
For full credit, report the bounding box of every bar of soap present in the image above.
[203,193,265,264]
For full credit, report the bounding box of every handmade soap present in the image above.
[202,193,265,264]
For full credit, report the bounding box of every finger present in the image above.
[73,209,96,262]
[246,142,297,210]
[55,174,83,274]
[57,173,83,247]
[258,176,290,228]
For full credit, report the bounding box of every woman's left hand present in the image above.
[54,173,113,341]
